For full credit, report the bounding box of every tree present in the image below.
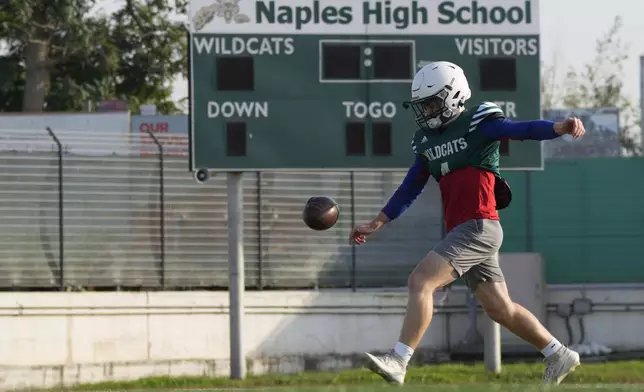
[541,16,641,156]
[0,0,187,113]
[540,57,562,111]
[111,0,188,114]
[0,0,108,111]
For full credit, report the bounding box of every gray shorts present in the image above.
[433,219,504,291]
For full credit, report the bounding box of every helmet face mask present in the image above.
[409,89,452,130]
[405,62,472,131]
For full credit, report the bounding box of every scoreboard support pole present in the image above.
[484,316,502,374]
[464,293,501,373]
[227,172,246,379]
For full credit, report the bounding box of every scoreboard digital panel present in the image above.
[188,0,542,172]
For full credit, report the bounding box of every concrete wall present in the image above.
[1,263,643,389]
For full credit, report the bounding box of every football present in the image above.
[302,196,340,231]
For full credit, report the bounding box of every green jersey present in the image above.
[410,102,505,182]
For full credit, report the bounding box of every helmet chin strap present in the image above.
[427,118,442,129]
[444,108,464,125]
[427,107,463,129]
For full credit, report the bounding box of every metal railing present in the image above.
[0,127,443,291]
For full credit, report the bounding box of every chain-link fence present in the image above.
[0,127,443,290]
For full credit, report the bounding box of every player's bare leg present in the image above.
[364,251,456,385]
[475,281,581,385]
[399,251,456,348]
[475,281,551,347]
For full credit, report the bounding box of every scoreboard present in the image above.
[188,0,542,172]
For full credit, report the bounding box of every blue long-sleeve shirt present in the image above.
[381,117,558,221]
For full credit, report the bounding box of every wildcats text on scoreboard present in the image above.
[189,0,539,35]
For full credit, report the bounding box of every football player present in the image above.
[350,61,584,386]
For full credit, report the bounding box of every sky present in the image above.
[95,0,644,108]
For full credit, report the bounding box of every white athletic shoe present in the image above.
[364,350,407,385]
[543,346,581,385]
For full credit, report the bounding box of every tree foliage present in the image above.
[0,0,187,113]
[541,16,641,156]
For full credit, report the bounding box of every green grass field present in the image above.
[50,360,644,392]
[57,387,644,392]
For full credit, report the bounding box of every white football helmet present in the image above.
[405,61,471,130]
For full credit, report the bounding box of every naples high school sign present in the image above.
[187,0,543,172]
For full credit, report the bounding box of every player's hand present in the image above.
[554,117,585,140]
[349,221,382,245]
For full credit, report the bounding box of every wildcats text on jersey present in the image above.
[415,137,468,161]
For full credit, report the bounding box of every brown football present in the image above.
[302,196,340,231]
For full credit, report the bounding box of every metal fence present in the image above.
[0,128,443,290]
